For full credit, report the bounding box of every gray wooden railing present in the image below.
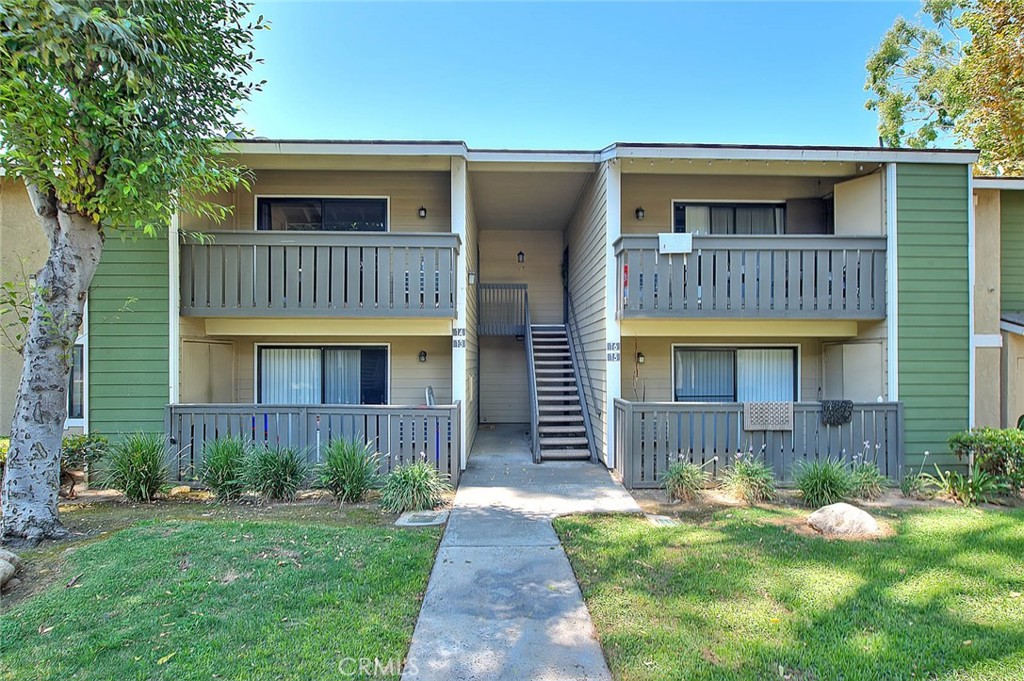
[180,231,461,317]
[165,402,461,486]
[524,293,540,462]
[565,292,597,462]
[478,283,527,335]
[614,235,887,319]
[613,399,904,488]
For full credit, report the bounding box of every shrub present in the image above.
[379,461,451,513]
[796,458,854,508]
[926,464,1005,507]
[103,432,168,502]
[850,462,887,500]
[0,437,8,467]
[662,460,708,502]
[201,436,249,501]
[948,428,1024,493]
[721,454,776,503]
[245,445,307,501]
[900,472,936,500]
[60,433,109,471]
[318,438,381,503]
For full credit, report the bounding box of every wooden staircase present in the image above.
[529,324,593,461]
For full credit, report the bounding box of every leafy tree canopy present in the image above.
[865,0,1024,175]
[0,0,267,233]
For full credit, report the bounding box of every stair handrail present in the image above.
[565,291,598,462]
[524,292,540,462]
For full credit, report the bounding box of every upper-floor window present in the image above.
[67,343,84,420]
[673,202,785,235]
[257,197,388,232]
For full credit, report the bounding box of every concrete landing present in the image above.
[403,425,641,681]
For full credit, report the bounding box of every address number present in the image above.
[453,339,467,348]
[607,352,620,362]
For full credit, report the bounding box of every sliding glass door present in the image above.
[674,347,796,402]
[258,346,387,404]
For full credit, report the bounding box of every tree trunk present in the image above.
[1,183,103,545]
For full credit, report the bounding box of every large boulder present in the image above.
[807,502,882,538]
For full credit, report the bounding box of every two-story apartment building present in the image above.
[0,140,982,487]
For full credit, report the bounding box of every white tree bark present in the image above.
[1,182,103,545]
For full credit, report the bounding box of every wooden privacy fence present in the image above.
[614,235,887,319]
[478,283,527,335]
[165,402,461,486]
[614,399,904,489]
[180,231,461,317]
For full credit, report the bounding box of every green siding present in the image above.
[1000,191,1024,311]
[896,163,971,470]
[88,235,169,435]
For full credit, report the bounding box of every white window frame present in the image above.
[669,342,802,402]
[252,195,392,232]
[65,304,88,430]
[253,342,392,405]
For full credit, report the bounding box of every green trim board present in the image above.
[88,234,169,436]
[1000,191,1024,312]
[896,163,971,470]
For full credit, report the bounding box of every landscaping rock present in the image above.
[807,502,882,538]
[0,559,16,587]
[1,576,21,593]
[0,547,23,571]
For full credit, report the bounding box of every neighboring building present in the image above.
[0,141,984,486]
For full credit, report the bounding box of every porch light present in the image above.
[635,207,645,221]
[419,350,428,363]
[517,251,525,264]
[418,206,427,219]
[636,352,645,364]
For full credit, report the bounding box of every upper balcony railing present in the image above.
[180,231,461,318]
[614,234,887,320]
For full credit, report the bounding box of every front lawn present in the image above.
[555,508,1024,681]
[1,510,440,680]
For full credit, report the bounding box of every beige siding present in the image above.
[478,228,563,324]
[621,337,823,402]
[564,163,608,458]
[620,174,827,234]
[975,189,1002,427]
[834,172,884,235]
[479,336,528,423]
[0,180,50,435]
[464,181,480,450]
[180,170,451,233]
[182,336,452,406]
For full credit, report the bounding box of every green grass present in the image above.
[555,507,1024,681]
[1,512,440,680]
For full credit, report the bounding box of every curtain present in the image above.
[674,349,735,401]
[323,348,361,404]
[260,348,321,404]
[735,206,779,235]
[736,348,795,401]
[684,206,710,234]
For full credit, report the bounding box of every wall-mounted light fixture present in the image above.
[635,207,645,221]
[468,271,476,285]
[418,350,428,363]
[636,352,646,364]
[517,251,525,264]
[418,206,427,219]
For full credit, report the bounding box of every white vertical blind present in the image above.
[674,349,735,401]
[323,348,361,404]
[736,348,795,401]
[260,348,321,404]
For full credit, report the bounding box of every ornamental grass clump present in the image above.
[245,445,307,501]
[379,460,452,514]
[720,450,776,503]
[662,460,709,502]
[318,438,381,503]
[200,436,249,501]
[104,432,168,502]
[796,458,854,508]
[850,462,887,500]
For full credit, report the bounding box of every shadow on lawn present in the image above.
[559,508,1024,680]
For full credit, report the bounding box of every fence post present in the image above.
[451,401,461,486]
[164,405,176,482]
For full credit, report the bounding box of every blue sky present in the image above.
[244,1,921,148]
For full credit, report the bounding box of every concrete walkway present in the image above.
[403,425,641,681]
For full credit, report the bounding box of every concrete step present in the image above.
[539,449,592,461]
[539,404,582,412]
[539,436,590,446]
[537,385,577,391]
[538,414,584,422]
[539,425,588,434]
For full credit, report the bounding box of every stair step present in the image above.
[537,397,581,404]
[539,414,584,422]
[537,386,577,391]
[539,425,587,434]
[539,404,582,412]
[535,369,574,374]
[539,436,590,446]
[536,376,575,381]
[539,449,592,461]
[534,362,573,366]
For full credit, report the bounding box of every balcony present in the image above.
[615,235,887,320]
[180,231,461,317]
